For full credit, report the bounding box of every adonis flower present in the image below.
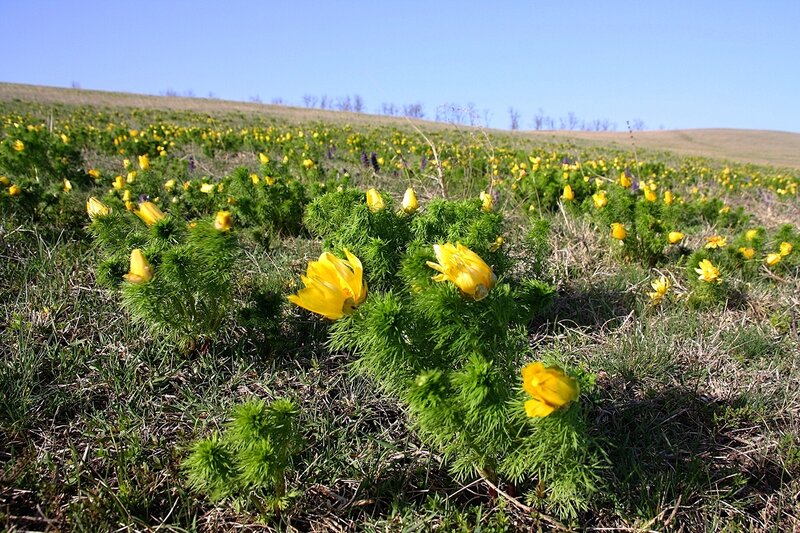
[86,197,111,219]
[214,210,232,231]
[779,241,793,256]
[648,276,670,305]
[521,362,579,418]
[738,247,756,260]
[134,201,166,226]
[480,191,494,212]
[561,184,575,201]
[745,229,759,241]
[618,173,632,188]
[695,259,720,283]
[765,253,782,266]
[12,140,24,152]
[610,223,627,240]
[643,187,657,202]
[592,190,608,208]
[705,235,727,249]
[138,154,150,171]
[288,249,367,320]
[668,231,685,244]
[8,184,21,196]
[366,188,385,212]
[427,242,496,301]
[123,249,154,283]
[402,187,419,214]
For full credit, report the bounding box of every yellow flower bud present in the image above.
[366,188,385,212]
[124,249,154,283]
[8,184,21,196]
[668,231,685,244]
[561,184,574,201]
[138,154,150,170]
[214,210,233,231]
[426,243,496,301]
[521,362,579,417]
[765,253,782,266]
[402,187,419,214]
[86,197,111,219]
[134,201,166,226]
[287,249,367,320]
[480,191,494,212]
[610,223,627,240]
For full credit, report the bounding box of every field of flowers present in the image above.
[1,96,799,531]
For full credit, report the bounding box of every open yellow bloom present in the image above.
[738,247,756,260]
[592,190,607,208]
[618,173,632,188]
[779,242,793,256]
[123,249,154,283]
[138,154,150,170]
[644,188,657,202]
[610,223,627,240]
[86,197,111,219]
[648,276,670,305]
[745,229,759,241]
[663,190,674,205]
[402,187,419,214]
[521,362,579,418]
[113,175,125,190]
[259,153,270,164]
[13,140,24,152]
[135,201,166,226]
[695,259,720,283]
[668,231,685,244]
[88,169,101,179]
[62,179,72,193]
[480,191,494,212]
[214,210,232,231]
[8,184,21,196]
[561,184,575,201]
[288,249,367,320]
[705,235,727,249]
[427,242,496,301]
[200,183,215,194]
[366,188,385,212]
[765,253,782,266]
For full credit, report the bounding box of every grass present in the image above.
[1,86,799,531]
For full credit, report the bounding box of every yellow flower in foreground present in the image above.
[592,190,608,208]
[695,259,720,283]
[13,140,24,152]
[0,176,9,186]
[668,231,685,244]
[62,179,72,193]
[302,158,315,169]
[214,210,232,231]
[561,184,575,201]
[287,249,367,320]
[402,187,419,214]
[135,201,166,226]
[779,242,793,256]
[86,197,111,219]
[643,187,657,202]
[8,184,21,196]
[610,223,627,240]
[138,154,150,170]
[705,235,727,249]
[521,362,579,418]
[765,253,782,266]
[648,276,670,305]
[113,175,125,190]
[259,153,270,164]
[200,182,215,194]
[663,190,674,205]
[123,249,154,283]
[366,188,385,212]
[618,173,632,188]
[480,191,494,212]
[745,229,759,241]
[738,247,756,260]
[427,242,496,301]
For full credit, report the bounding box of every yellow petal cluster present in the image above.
[765,253,782,266]
[402,187,419,214]
[738,247,756,260]
[86,197,111,219]
[426,243,496,301]
[480,191,494,212]
[592,190,607,208]
[779,242,793,256]
[610,223,627,240]
[123,249,154,283]
[214,210,232,231]
[288,249,367,320]
[521,362,579,418]
[135,201,166,226]
[561,184,574,201]
[668,231,685,244]
[9,184,21,196]
[138,154,150,170]
[648,276,670,305]
[695,259,720,283]
[366,188,385,212]
[705,235,727,249]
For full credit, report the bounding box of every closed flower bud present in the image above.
[86,197,111,219]
[480,191,494,212]
[765,253,782,266]
[366,188,385,212]
[610,223,627,240]
[402,187,419,214]
[123,249,154,283]
[668,231,685,244]
[426,242,496,301]
[138,154,150,170]
[134,201,166,226]
[8,184,21,196]
[521,362,579,417]
[561,184,575,201]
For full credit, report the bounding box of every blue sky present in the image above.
[2,1,799,132]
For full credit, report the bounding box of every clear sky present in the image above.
[2,1,799,132]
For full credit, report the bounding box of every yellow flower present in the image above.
[663,190,674,205]
[643,188,657,202]
[705,235,727,249]
[745,229,759,241]
[88,169,101,179]
[287,249,367,320]
[0,176,8,186]
[264,176,275,186]
[610,223,627,240]
[200,182,215,194]
[164,179,176,191]
[134,201,166,226]
[426,242,496,301]
[62,179,72,193]
[668,231,685,244]
[138,154,150,170]
[402,187,419,214]
[86,197,111,219]
[259,153,270,164]
[214,210,232,231]
[779,242,793,256]
[366,188,385,212]
[765,253,782,266]
[521,362,579,418]
[12,140,24,152]
[648,276,670,305]
[113,175,125,190]
[592,190,608,208]
[695,259,720,283]
[8,184,21,196]
[738,247,755,260]
[480,191,494,212]
[489,236,504,252]
[123,249,154,284]
[126,171,137,183]
[302,158,315,169]
[123,158,131,169]
[250,173,260,185]
[618,173,632,188]
[123,189,132,202]
[561,184,575,201]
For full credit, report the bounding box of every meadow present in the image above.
[1,86,799,532]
